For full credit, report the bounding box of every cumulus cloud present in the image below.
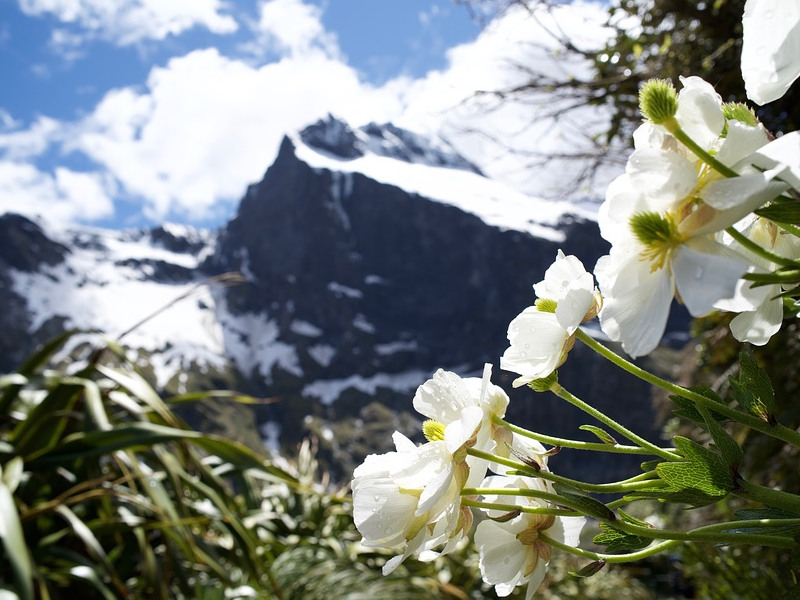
[6,0,620,226]
[17,0,238,46]
[396,1,620,199]
[248,0,339,59]
[0,162,114,222]
[67,48,407,221]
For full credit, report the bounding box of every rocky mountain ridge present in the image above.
[0,116,688,481]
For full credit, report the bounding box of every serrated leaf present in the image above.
[640,459,662,472]
[669,385,726,424]
[697,405,743,469]
[593,523,651,552]
[617,509,652,528]
[656,436,733,501]
[579,425,618,445]
[728,346,775,422]
[569,560,606,578]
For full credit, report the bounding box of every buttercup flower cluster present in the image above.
[352,0,800,595]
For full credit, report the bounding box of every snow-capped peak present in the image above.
[292,115,596,241]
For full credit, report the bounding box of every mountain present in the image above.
[0,115,688,481]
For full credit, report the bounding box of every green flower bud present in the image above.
[722,102,759,127]
[639,79,679,124]
[527,371,558,392]
[422,419,446,442]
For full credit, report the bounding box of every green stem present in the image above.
[495,416,676,456]
[467,448,665,495]
[734,479,800,514]
[726,226,797,267]
[460,486,602,515]
[613,520,795,548]
[664,117,739,178]
[540,532,678,563]
[550,383,679,462]
[461,498,574,517]
[780,223,800,238]
[575,328,800,449]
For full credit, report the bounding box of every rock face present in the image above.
[0,116,688,481]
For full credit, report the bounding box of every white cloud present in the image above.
[395,1,622,199]
[0,162,114,222]
[249,0,339,59]
[18,0,239,45]
[67,48,406,221]
[6,0,622,226]
[0,116,62,160]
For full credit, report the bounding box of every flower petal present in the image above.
[595,248,673,358]
[673,241,749,317]
[742,0,800,105]
[729,290,784,345]
[676,76,725,150]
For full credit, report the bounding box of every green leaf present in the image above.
[655,436,733,504]
[755,201,800,225]
[68,566,118,600]
[593,523,651,553]
[0,480,33,600]
[552,483,615,521]
[0,329,92,414]
[697,405,743,469]
[669,385,726,424]
[95,365,178,426]
[31,423,268,472]
[640,459,662,472]
[728,346,775,423]
[579,425,618,445]
[11,381,84,459]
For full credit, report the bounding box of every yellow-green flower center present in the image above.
[629,211,685,272]
[422,420,446,442]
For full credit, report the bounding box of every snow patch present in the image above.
[308,344,336,367]
[217,300,302,383]
[352,313,375,334]
[302,370,430,406]
[375,340,418,355]
[327,281,362,299]
[290,320,323,337]
[295,134,596,242]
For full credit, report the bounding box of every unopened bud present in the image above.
[722,102,759,127]
[639,79,678,124]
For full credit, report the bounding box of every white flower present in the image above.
[741,0,800,105]
[474,475,585,599]
[490,426,550,476]
[413,364,508,461]
[351,432,468,574]
[501,251,598,386]
[595,92,787,357]
[717,218,800,344]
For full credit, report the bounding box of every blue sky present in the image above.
[0,0,612,229]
